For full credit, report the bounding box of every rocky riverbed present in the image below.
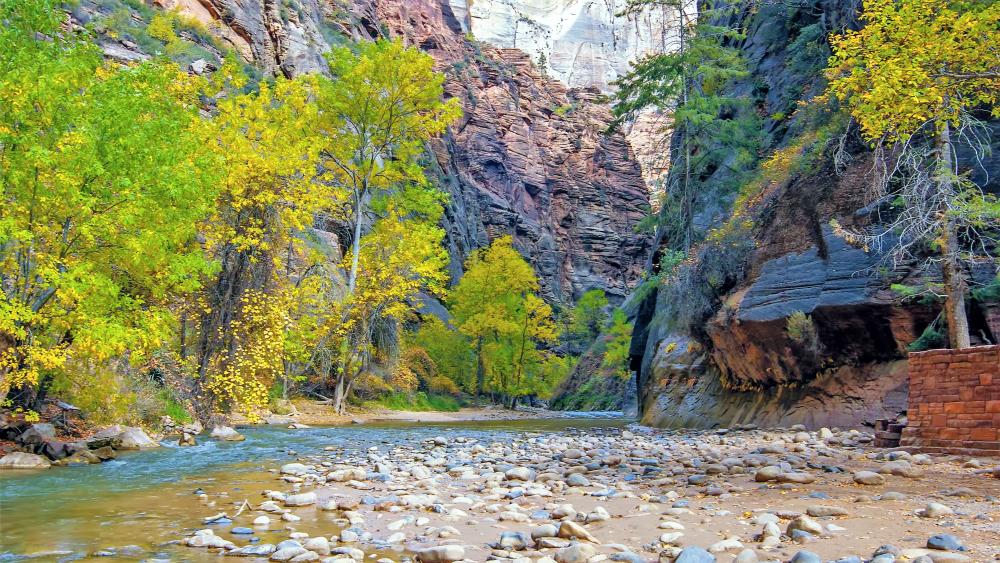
[178,424,1000,563]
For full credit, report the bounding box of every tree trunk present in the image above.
[941,225,971,349]
[347,189,363,293]
[179,312,188,360]
[937,120,971,349]
[475,337,484,407]
[332,372,347,414]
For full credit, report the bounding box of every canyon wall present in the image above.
[632,0,1000,429]
[121,0,654,303]
[445,0,686,92]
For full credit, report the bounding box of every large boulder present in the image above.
[35,439,84,460]
[17,423,56,446]
[111,427,160,450]
[87,425,126,449]
[210,426,245,441]
[0,452,51,470]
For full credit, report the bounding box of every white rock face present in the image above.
[450,0,690,91]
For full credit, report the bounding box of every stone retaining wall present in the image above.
[900,345,1000,456]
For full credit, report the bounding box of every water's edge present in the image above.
[0,417,627,561]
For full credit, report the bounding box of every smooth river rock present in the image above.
[0,452,51,470]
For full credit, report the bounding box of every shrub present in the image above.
[352,371,392,400]
[908,319,946,352]
[389,364,419,392]
[553,103,574,116]
[376,391,461,412]
[402,347,437,382]
[786,311,819,350]
[427,375,460,395]
[161,390,193,424]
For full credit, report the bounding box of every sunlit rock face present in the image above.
[447,0,685,92]
[143,0,654,303]
[371,0,653,303]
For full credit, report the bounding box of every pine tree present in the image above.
[612,0,758,253]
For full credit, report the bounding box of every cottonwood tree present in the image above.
[0,0,218,408]
[450,237,558,406]
[319,38,461,294]
[569,289,609,343]
[826,0,1000,349]
[325,195,450,413]
[315,39,460,411]
[193,70,330,420]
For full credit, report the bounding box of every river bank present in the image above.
[175,425,1000,563]
[269,402,613,426]
[0,401,614,468]
[2,419,999,562]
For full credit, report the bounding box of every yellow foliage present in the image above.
[826,0,1000,142]
[1,2,217,405]
[203,290,288,421]
[352,371,393,400]
[427,375,460,395]
[389,365,419,392]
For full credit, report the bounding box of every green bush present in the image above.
[908,323,946,352]
[161,390,193,424]
[375,391,462,412]
[786,311,817,344]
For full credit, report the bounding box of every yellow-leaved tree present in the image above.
[450,236,559,406]
[826,0,1000,349]
[314,39,461,412]
[319,38,462,295]
[329,198,450,412]
[1,0,219,413]
[191,66,332,421]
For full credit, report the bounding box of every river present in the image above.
[0,417,626,562]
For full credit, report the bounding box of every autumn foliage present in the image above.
[1,0,584,421]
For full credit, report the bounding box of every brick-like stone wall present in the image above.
[900,345,1000,456]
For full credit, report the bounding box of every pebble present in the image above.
[790,550,822,563]
[806,505,848,517]
[283,492,317,506]
[554,542,596,563]
[920,502,954,518]
[853,470,886,485]
[415,545,465,562]
[927,534,964,551]
[674,546,716,563]
[163,423,994,563]
[787,515,824,536]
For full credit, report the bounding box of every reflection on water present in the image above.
[0,417,625,561]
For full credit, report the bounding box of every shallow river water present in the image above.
[0,417,625,562]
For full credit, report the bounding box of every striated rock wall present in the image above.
[373,0,652,302]
[146,0,652,303]
[446,0,686,92]
[155,0,338,76]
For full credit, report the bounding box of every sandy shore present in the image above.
[259,400,611,426]
[180,423,1000,563]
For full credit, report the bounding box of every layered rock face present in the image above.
[372,0,652,302]
[146,0,652,303]
[153,0,335,76]
[632,0,999,428]
[446,0,686,92]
